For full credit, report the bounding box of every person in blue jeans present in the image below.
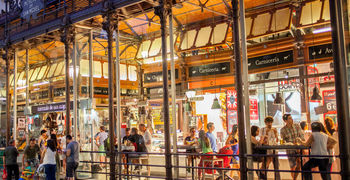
[41,139,57,180]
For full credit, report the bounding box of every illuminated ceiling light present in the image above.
[33,81,49,87]
[313,27,331,34]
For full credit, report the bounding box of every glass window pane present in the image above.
[120,64,127,80]
[17,72,25,86]
[30,68,40,81]
[103,62,108,78]
[37,66,48,81]
[54,62,64,77]
[128,65,137,81]
[80,59,89,77]
[47,63,57,78]
[93,61,102,78]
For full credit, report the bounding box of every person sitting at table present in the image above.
[251,125,267,179]
[280,113,305,180]
[198,130,213,178]
[225,124,239,178]
[260,116,279,176]
[128,128,148,172]
[297,122,337,180]
[184,127,198,173]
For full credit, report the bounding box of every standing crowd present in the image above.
[3,130,79,180]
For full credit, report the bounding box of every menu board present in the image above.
[151,106,177,126]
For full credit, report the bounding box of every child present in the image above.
[19,161,34,180]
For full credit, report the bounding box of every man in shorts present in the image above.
[65,135,79,180]
[95,126,108,168]
[280,114,305,180]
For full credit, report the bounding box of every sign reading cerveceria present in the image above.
[21,0,44,21]
[248,50,294,70]
[189,62,231,77]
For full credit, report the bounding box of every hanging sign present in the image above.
[189,62,230,77]
[32,102,75,114]
[308,43,333,60]
[21,0,45,22]
[248,50,294,70]
[226,90,259,133]
[144,69,179,83]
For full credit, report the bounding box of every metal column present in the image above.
[73,37,78,140]
[13,49,17,144]
[5,48,10,144]
[231,0,247,179]
[169,8,179,178]
[88,29,95,173]
[329,0,350,179]
[115,25,122,180]
[62,26,74,136]
[25,49,29,145]
[102,10,117,180]
[238,0,253,179]
[155,1,173,179]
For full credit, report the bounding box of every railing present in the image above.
[76,148,341,180]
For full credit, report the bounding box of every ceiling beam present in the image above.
[184,1,228,17]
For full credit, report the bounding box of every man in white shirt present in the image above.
[139,124,152,152]
[138,124,152,176]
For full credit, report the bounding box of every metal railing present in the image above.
[76,149,341,179]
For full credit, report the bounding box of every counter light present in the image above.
[313,27,331,34]
[33,81,49,87]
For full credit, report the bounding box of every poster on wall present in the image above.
[226,90,259,133]
[308,66,321,102]
[18,117,26,129]
[323,89,337,123]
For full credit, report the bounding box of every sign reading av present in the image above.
[248,50,294,70]
[189,62,230,77]
[21,0,44,22]
[309,44,333,60]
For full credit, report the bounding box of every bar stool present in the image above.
[128,155,150,180]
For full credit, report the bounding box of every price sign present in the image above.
[323,90,336,114]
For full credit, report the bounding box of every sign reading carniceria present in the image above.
[248,50,294,70]
[21,0,44,22]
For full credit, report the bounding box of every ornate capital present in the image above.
[60,25,75,45]
[102,11,119,34]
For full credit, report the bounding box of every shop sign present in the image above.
[278,79,302,91]
[189,62,230,77]
[248,50,294,70]
[144,69,179,83]
[53,87,73,97]
[21,0,44,21]
[94,87,109,95]
[189,96,204,101]
[32,101,74,114]
[323,90,336,113]
[309,44,333,60]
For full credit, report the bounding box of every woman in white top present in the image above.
[41,139,57,180]
[297,122,337,180]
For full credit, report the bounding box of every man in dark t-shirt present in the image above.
[128,128,147,153]
[122,128,131,144]
[4,140,19,180]
[22,138,40,168]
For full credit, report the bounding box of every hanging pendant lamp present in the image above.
[211,97,221,109]
[311,86,322,100]
[274,92,284,105]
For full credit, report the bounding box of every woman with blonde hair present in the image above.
[198,130,213,178]
[324,117,339,180]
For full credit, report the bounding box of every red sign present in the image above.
[226,90,259,133]
[323,90,337,114]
